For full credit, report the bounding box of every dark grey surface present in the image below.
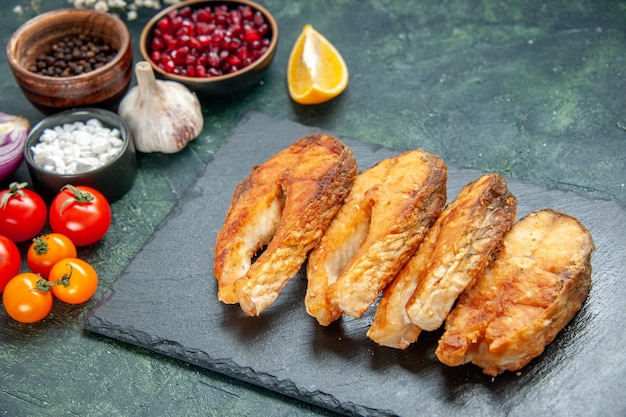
[85,112,626,417]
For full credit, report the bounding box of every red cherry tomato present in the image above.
[27,233,78,278]
[0,182,47,242]
[0,234,21,292]
[2,272,54,323]
[49,185,112,246]
[49,258,98,304]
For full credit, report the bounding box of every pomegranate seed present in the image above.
[196,8,212,23]
[227,55,242,69]
[156,18,170,32]
[170,16,183,32]
[249,39,261,51]
[195,22,212,35]
[230,23,243,37]
[188,36,202,50]
[197,53,209,66]
[211,33,223,47]
[166,38,177,51]
[241,6,253,20]
[244,31,260,44]
[151,37,165,51]
[172,50,186,66]
[251,49,265,60]
[229,38,242,51]
[163,59,175,73]
[215,5,228,15]
[196,65,207,77]
[236,46,249,61]
[162,33,174,44]
[257,24,269,38]
[207,51,221,68]
[177,26,194,37]
[197,34,211,48]
[182,18,195,30]
[219,36,230,51]
[176,45,189,56]
[207,67,221,77]
[229,9,242,25]
[150,50,161,62]
[187,65,196,77]
[206,23,217,34]
[215,13,227,26]
[185,53,197,65]
[253,11,264,27]
[179,6,192,18]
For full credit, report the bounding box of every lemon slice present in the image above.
[287,24,349,105]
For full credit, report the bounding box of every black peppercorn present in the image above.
[30,34,118,77]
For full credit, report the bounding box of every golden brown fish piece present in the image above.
[213,133,357,315]
[367,173,517,348]
[436,209,595,376]
[307,149,447,323]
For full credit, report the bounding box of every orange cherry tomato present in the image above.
[2,272,54,323]
[49,258,98,304]
[27,233,78,278]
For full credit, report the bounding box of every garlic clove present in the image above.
[118,61,204,154]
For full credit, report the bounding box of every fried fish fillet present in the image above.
[436,209,595,376]
[367,173,517,348]
[213,133,357,315]
[306,149,447,323]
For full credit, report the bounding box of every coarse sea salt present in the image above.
[31,118,124,175]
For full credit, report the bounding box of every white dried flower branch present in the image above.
[12,0,182,21]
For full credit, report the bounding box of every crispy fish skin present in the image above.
[213,181,283,304]
[213,134,357,313]
[405,173,517,331]
[305,186,371,326]
[367,173,517,348]
[436,209,595,376]
[320,149,447,320]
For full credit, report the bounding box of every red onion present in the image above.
[0,113,30,182]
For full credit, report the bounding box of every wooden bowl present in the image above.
[6,9,133,114]
[139,0,278,97]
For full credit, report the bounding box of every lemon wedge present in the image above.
[287,24,349,105]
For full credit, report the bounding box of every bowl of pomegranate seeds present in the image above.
[140,0,278,97]
[6,8,133,114]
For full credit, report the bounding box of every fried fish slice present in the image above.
[314,149,447,321]
[367,173,517,348]
[213,134,357,314]
[405,173,517,330]
[436,209,595,376]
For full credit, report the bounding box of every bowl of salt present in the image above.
[24,108,137,201]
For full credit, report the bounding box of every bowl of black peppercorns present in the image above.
[6,8,133,114]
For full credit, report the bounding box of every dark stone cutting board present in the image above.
[85,112,626,417]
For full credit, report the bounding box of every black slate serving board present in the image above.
[85,112,626,417]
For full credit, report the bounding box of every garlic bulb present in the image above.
[119,61,203,154]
